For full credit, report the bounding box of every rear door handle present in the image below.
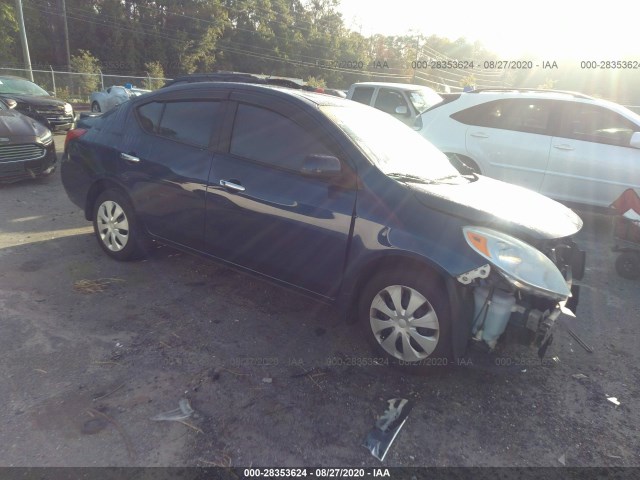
[120,152,140,163]
[220,179,245,192]
[470,132,489,138]
[553,144,574,151]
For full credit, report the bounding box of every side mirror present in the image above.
[301,154,341,178]
[395,105,409,116]
[630,132,640,149]
[5,98,17,109]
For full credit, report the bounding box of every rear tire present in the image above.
[358,267,452,373]
[92,189,147,261]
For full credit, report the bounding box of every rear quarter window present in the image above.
[350,87,375,105]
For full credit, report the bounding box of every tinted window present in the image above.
[230,104,332,171]
[137,102,163,134]
[374,88,409,114]
[137,100,222,147]
[560,102,637,147]
[452,99,553,134]
[159,101,221,147]
[350,87,375,105]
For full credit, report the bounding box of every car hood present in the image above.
[0,110,38,137]
[0,93,65,107]
[409,175,583,241]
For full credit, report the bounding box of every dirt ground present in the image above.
[0,134,638,468]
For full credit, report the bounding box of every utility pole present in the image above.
[412,35,420,83]
[61,0,71,71]
[14,0,34,81]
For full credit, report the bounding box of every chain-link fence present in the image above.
[0,66,171,103]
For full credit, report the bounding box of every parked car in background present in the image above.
[61,82,584,372]
[162,72,340,95]
[417,88,640,210]
[0,75,75,131]
[0,98,56,183]
[346,82,443,127]
[90,85,150,113]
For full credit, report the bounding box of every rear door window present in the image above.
[137,100,223,148]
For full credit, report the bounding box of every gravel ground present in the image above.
[0,134,638,467]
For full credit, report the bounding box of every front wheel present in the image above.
[359,268,452,373]
[93,189,147,261]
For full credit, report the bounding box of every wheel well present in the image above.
[346,255,446,323]
[84,180,131,220]
[445,153,480,175]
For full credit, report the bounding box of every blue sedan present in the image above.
[60,82,584,372]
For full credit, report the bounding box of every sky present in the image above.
[336,0,637,60]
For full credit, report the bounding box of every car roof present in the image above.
[146,81,352,108]
[422,88,640,124]
[350,82,435,91]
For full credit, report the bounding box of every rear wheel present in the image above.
[615,252,640,279]
[93,189,147,261]
[91,102,101,113]
[359,268,452,373]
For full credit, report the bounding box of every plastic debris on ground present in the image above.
[363,398,413,461]
[151,398,194,421]
[572,373,588,380]
[607,397,621,406]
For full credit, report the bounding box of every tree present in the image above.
[0,0,19,65]
[70,49,100,97]
[144,60,165,89]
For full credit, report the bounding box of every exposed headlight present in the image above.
[463,226,570,301]
[64,102,73,114]
[37,126,53,145]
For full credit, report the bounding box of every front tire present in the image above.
[93,189,147,261]
[446,153,480,175]
[359,268,452,372]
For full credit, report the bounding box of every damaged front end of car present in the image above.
[457,226,585,358]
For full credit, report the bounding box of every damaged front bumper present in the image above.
[458,239,585,357]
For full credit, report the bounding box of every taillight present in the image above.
[64,128,87,150]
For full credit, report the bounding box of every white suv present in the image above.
[417,89,640,210]
[347,82,442,127]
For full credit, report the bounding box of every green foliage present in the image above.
[0,0,19,65]
[537,78,556,89]
[144,61,165,89]
[70,50,100,97]
[305,76,326,88]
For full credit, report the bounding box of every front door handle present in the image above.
[220,179,245,192]
[120,152,140,163]
[470,132,489,138]
[553,144,574,151]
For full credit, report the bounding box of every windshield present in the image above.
[408,88,443,113]
[0,77,49,96]
[323,104,460,182]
